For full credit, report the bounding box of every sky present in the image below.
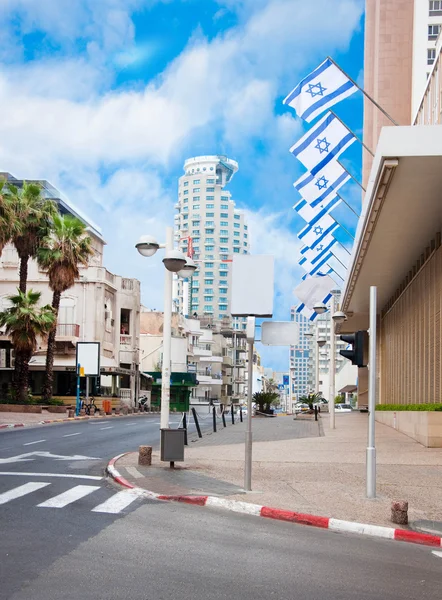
[0,0,366,371]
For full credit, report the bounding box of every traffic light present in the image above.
[339,331,369,367]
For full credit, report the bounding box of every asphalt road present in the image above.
[1,417,441,600]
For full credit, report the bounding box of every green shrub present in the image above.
[375,403,442,412]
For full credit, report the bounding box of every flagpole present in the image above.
[338,160,366,192]
[327,56,399,126]
[331,218,355,241]
[329,110,374,157]
[336,193,361,218]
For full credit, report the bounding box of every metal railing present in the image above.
[121,278,134,291]
[120,334,132,345]
[56,324,80,337]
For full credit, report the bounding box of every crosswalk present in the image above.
[0,480,145,514]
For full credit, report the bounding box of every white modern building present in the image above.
[174,155,249,330]
[290,308,315,401]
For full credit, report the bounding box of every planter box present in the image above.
[0,404,42,414]
[46,406,68,414]
[375,410,442,447]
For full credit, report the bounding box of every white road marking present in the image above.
[99,426,113,430]
[92,490,142,514]
[124,423,139,427]
[0,482,50,505]
[125,466,144,479]
[63,432,82,437]
[37,484,100,508]
[0,450,99,464]
[23,440,46,446]
[0,471,102,480]
[432,550,442,558]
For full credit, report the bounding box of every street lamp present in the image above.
[136,227,196,435]
[313,302,327,315]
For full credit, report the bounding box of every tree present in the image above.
[253,391,279,414]
[299,392,324,410]
[37,214,92,401]
[6,182,57,293]
[0,178,20,256]
[0,290,55,403]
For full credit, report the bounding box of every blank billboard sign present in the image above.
[231,255,274,317]
[261,322,299,346]
[76,342,100,376]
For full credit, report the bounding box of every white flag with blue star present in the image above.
[298,213,339,249]
[294,160,350,206]
[294,194,341,224]
[290,112,355,175]
[294,275,335,311]
[283,58,358,123]
[295,303,321,322]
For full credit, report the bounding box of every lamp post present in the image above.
[316,336,326,395]
[136,228,196,433]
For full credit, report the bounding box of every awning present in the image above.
[28,354,132,375]
[341,125,442,332]
[338,385,358,394]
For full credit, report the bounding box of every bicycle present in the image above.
[80,396,97,415]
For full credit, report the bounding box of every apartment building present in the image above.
[289,308,315,401]
[173,155,249,331]
[0,173,141,405]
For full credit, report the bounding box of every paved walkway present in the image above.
[116,413,442,529]
[0,410,69,425]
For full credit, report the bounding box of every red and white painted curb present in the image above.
[107,453,442,549]
[0,412,159,430]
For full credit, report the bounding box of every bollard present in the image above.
[222,410,226,428]
[240,406,243,423]
[183,413,188,446]
[68,409,75,418]
[212,406,217,433]
[314,406,318,421]
[391,500,408,525]
[191,407,202,438]
[122,406,128,416]
[231,407,235,425]
[115,407,120,415]
[138,445,152,466]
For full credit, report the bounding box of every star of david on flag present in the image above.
[293,195,342,226]
[294,160,350,207]
[283,57,358,123]
[290,112,355,175]
[298,213,338,248]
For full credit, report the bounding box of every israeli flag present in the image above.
[300,265,344,286]
[294,160,350,207]
[295,292,333,321]
[299,238,338,269]
[327,254,347,280]
[298,213,339,249]
[294,194,341,225]
[283,58,358,123]
[290,112,355,176]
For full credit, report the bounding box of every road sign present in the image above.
[76,342,100,377]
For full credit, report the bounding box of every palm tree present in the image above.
[6,181,57,292]
[38,214,92,401]
[0,178,20,256]
[0,290,55,403]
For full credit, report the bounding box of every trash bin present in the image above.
[160,428,185,462]
[102,399,112,414]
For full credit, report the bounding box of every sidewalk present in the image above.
[114,413,442,529]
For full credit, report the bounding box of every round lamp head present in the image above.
[332,310,347,324]
[313,302,327,315]
[317,338,327,347]
[163,249,187,273]
[136,235,160,257]
[177,257,197,278]
[303,331,314,338]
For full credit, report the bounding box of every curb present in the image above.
[106,453,442,549]
[0,411,160,430]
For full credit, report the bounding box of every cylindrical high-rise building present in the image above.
[174,155,249,328]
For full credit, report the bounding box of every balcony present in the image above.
[120,334,132,346]
[55,324,80,341]
[121,278,134,291]
[222,355,233,366]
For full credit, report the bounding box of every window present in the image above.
[205,245,214,251]
[193,179,200,184]
[244,225,248,230]
[193,188,200,193]
[219,280,228,286]
[204,278,214,285]
[244,242,248,247]
[220,230,228,235]
[205,288,213,294]
[205,221,214,226]
[220,221,228,226]
[428,48,436,64]
[206,196,215,201]
[220,272,228,278]
[205,238,214,243]
[206,203,214,209]
[206,228,214,234]
[234,240,240,245]
[220,247,229,253]
[233,248,240,253]
[207,178,215,184]
[234,223,240,228]
[430,1,442,15]
[206,187,215,192]
[183,214,188,220]
[183,181,189,186]
[220,254,229,260]
[182,206,188,212]
[219,297,228,303]
[204,296,213,302]
[206,212,214,217]
[193,237,200,243]
[204,305,213,313]
[219,288,228,294]
[244,233,248,239]
[205,271,214,277]
[221,196,229,201]
[221,204,229,210]
[183,190,189,195]
[192,220,200,227]
[234,214,240,219]
[183,197,188,203]
[220,237,229,243]
[429,24,441,38]
[220,213,228,218]
[205,262,214,267]
[234,231,240,237]
[205,254,214,259]
[193,204,200,210]
[219,304,228,311]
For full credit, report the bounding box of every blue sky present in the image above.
[0,0,365,370]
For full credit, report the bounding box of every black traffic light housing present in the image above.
[339,331,369,367]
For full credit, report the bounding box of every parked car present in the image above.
[236,407,248,416]
[335,404,352,412]
[294,403,310,414]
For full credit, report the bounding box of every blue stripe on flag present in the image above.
[310,252,333,275]
[283,59,332,105]
[310,172,349,207]
[310,223,338,249]
[310,132,354,176]
[302,80,355,121]
[290,114,335,157]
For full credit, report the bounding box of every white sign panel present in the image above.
[261,322,299,346]
[76,342,100,376]
[231,255,274,317]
